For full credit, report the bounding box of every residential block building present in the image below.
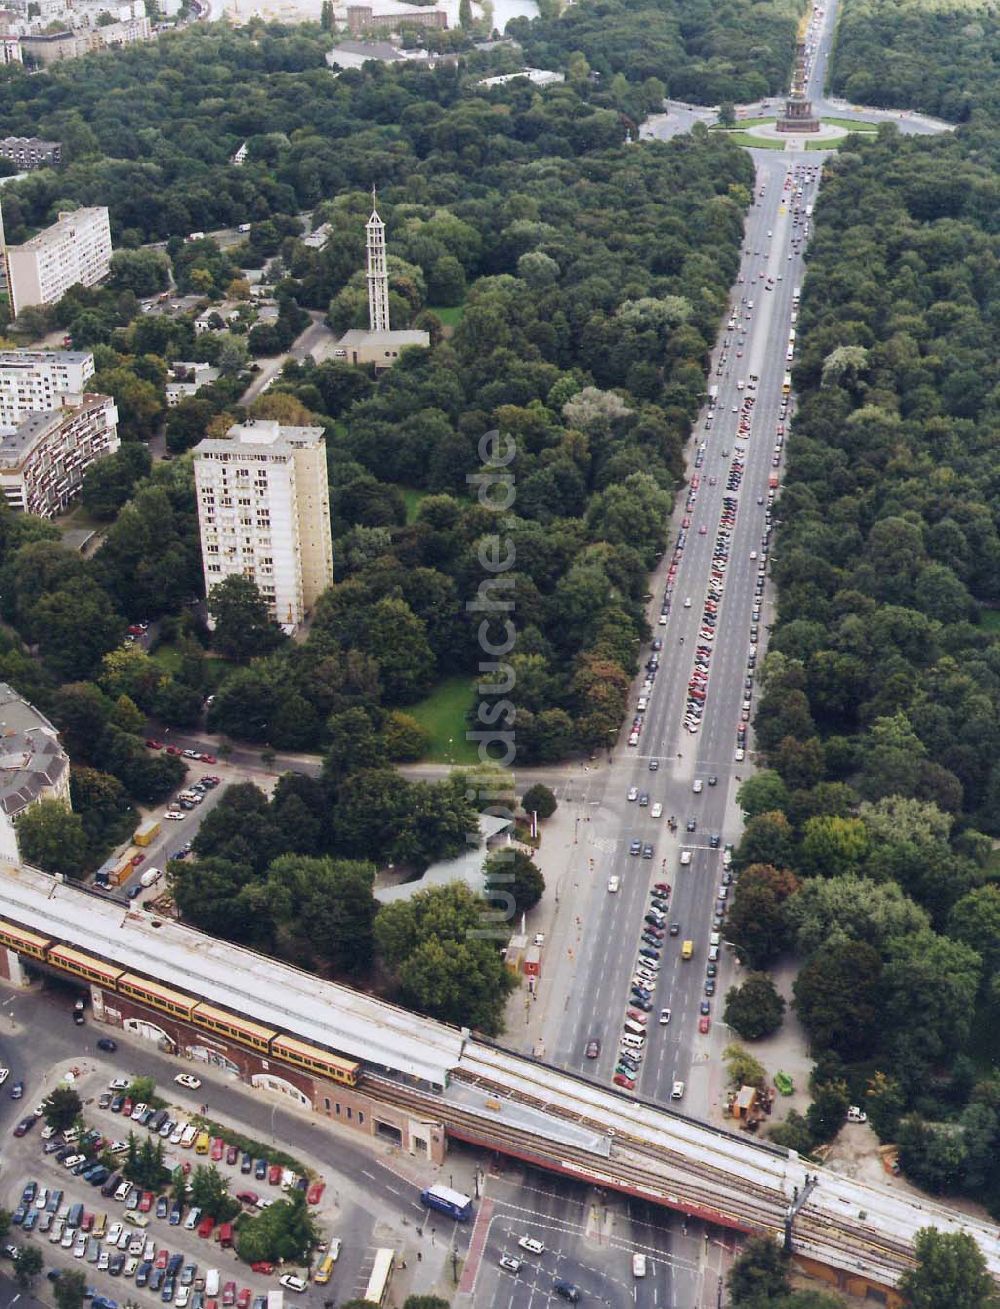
[194,419,334,633]
[0,349,94,426]
[0,136,61,170]
[0,681,71,866]
[0,393,119,518]
[345,1,447,33]
[2,206,112,317]
[18,12,150,64]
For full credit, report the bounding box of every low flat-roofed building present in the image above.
[165,360,220,406]
[374,814,512,906]
[333,326,430,370]
[478,67,565,87]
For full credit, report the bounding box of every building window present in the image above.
[358,1111,364,1125]
[346,1107,352,1120]
[335,1103,340,1116]
[323,1097,330,1111]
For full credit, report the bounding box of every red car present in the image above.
[305,1182,324,1206]
[613,1074,635,1090]
[222,1282,236,1307]
[81,1212,94,1232]
[236,1291,251,1309]
[236,1192,259,1207]
[139,1191,154,1213]
[653,883,671,896]
[267,1164,282,1186]
[181,1161,191,1176]
[200,754,217,765]
[121,1098,133,1117]
[226,1144,239,1166]
[165,745,182,756]
[145,740,163,750]
[131,853,145,867]
[155,1250,170,1270]
[249,1263,275,1276]
[699,1016,711,1034]
[128,625,145,636]
[198,1216,215,1239]
[210,1137,224,1162]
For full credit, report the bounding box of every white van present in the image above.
[623,1020,646,1037]
[180,1124,198,1148]
[632,1253,647,1278]
[607,876,620,894]
[680,850,692,865]
[710,932,721,947]
[139,866,163,889]
[670,1081,685,1100]
[205,1270,220,1298]
[621,1032,645,1050]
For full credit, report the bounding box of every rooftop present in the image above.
[336,328,430,348]
[10,207,107,252]
[0,860,464,1087]
[375,814,511,906]
[0,349,93,369]
[0,395,108,467]
[195,419,325,459]
[0,684,68,819]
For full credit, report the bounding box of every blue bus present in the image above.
[420,1185,473,1222]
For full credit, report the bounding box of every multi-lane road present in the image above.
[544,156,821,1114]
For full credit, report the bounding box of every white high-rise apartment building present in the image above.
[194,419,334,632]
[0,350,94,427]
[2,207,112,318]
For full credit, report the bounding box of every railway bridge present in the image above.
[0,862,996,1306]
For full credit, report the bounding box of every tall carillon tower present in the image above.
[366,188,391,334]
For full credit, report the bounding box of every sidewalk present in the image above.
[500,763,609,1057]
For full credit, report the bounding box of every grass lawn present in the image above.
[429,305,465,328]
[407,676,480,764]
[399,486,428,524]
[150,642,229,690]
[711,116,773,129]
[821,116,878,131]
[727,132,787,150]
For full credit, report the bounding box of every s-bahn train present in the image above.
[0,918,361,1088]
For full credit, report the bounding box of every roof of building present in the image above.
[9,206,107,252]
[335,328,430,349]
[346,0,444,13]
[194,418,325,459]
[326,39,412,62]
[375,815,511,906]
[0,860,464,1087]
[0,349,92,370]
[0,684,68,819]
[478,67,565,87]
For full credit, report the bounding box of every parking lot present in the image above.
[4,1068,330,1309]
[104,749,279,906]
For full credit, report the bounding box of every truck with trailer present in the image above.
[133,820,161,848]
